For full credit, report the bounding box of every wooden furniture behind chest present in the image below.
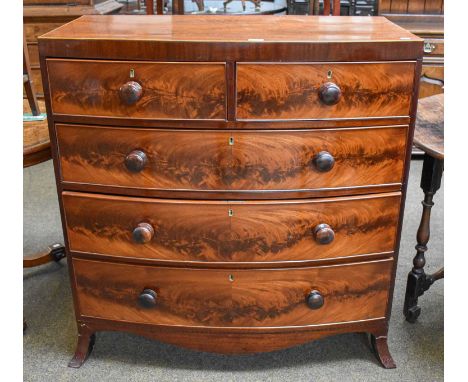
[379,0,444,99]
[23,0,123,100]
[39,15,423,368]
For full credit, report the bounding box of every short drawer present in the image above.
[236,62,415,120]
[56,124,407,195]
[423,38,444,57]
[63,192,400,264]
[73,258,392,328]
[47,59,226,120]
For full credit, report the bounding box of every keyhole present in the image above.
[228,209,234,217]
[229,137,234,146]
[327,70,332,79]
[130,69,135,78]
[229,274,234,282]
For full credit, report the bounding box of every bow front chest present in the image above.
[39,15,423,368]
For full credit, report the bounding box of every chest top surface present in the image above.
[42,15,418,42]
[38,15,423,61]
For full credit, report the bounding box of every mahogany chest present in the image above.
[39,15,423,368]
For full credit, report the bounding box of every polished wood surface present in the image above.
[73,257,392,328]
[63,192,400,265]
[237,63,415,119]
[38,16,423,62]
[414,94,443,159]
[56,124,408,195]
[41,15,420,42]
[47,60,226,120]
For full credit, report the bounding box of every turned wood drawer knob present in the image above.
[125,150,148,173]
[306,290,324,310]
[314,223,335,244]
[313,151,335,172]
[319,82,341,105]
[119,81,143,105]
[132,223,154,244]
[138,289,157,308]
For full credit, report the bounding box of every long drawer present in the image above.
[63,191,400,264]
[73,258,392,328]
[236,62,415,120]
[56,124,408,196]
[46,59,226,120]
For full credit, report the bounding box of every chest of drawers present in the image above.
[39,15,423,369]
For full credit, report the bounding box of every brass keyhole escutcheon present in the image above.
[327,70,333,79]
[129,69,135,78]
[228,209,234,217]
[229,274,234,282]
[229,137,234,146]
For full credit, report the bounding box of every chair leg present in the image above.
[404,155,444,323]
[23,243,66,268]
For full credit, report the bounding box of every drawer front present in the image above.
[423,38,444,57]
[56,124,407,193]
[47,59,226,120]
[73,258,392,328]
[63,192,400,264]
[236,62,415,120]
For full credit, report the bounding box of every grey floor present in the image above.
[23,160,444,382]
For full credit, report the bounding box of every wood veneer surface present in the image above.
[73,258,392,328]
[56,124,408,193]
[41,15,420,42]
[63,191,401,264]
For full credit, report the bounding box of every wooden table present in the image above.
[404,93,444,323]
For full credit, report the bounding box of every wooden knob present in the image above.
[319,82,341,105]
[132,223,154,244]
[119,81,143,105]
[313,151,335,172]
[138,289,157,308]
[314,223,335,244]
[306,290,324,310]
[125,150,147,173]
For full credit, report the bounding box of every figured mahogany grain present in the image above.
[73,258,392,328]
[56,124,407,194]
[63,191,400,264]
[237,62,415,120]
[47,59,226,120]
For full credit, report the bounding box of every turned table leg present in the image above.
[404,155,444,323]
[68,323,96,368]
